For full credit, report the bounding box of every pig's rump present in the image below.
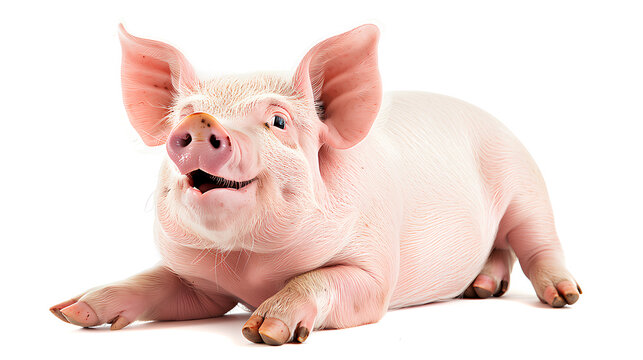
[381,91,514,308]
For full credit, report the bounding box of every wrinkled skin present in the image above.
[50,24,581,345]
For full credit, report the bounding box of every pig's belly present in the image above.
[389,212,498,308]
[388,194,500,309]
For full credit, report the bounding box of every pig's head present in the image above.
[118,24,381,252]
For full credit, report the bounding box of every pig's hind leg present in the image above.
[50,265,237,329]
[494,148,582,308]
[462,248,516,299]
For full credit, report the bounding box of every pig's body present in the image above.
[156,90,525,311]
[51,25,581,345]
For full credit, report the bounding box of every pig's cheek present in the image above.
[159,173,185,212]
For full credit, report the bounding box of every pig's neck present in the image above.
[154,200,354,307]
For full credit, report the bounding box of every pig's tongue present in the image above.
[198,183,218,193]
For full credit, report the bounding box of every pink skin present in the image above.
[51,24,581,345]
[166,112,233,176]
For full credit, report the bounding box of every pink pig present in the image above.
[50,24,581,345]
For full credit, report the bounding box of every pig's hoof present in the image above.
[55,301,100,327]
[528,261,582,308]
[462,248,515,299]
[50,285,143,330]
[462,276,509,299]
[50,297,81,324]
[242,316,291,345]
[242,290,316,345]
[242,315,265,343]
[243,315,310,345]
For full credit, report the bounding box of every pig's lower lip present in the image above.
[182,174,257,211]
[186,169,255,194]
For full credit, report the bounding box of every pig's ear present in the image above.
[118,24,197,146]
[293,25,382,150]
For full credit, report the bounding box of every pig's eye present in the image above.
[271,115,286,129]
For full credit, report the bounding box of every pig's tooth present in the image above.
[214,176,226,187]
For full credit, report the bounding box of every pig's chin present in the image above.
[156,161,260,250]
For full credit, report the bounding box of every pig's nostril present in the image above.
[177,133,192,148]
[210,134,221,149]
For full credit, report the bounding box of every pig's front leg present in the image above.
[242,265,390,345]
[50,265,237,329]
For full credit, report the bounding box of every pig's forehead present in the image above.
[179,72,300,117]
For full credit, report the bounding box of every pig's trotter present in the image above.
[60,301,100,327]
[51,297,131,329]
[50,285,148,329]
[49,265,237,329]
[462,248,515,299]
[242,264,391,345]
[242,285,317,345]
[50,296,83,324]
[526,259,582,307]
[55,303,130,330]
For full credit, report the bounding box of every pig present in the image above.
[50,24,582,345]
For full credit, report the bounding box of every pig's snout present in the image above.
[166,112,233,175]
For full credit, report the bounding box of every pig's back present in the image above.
[376,91,516,308]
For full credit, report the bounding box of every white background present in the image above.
[2,0,641,358]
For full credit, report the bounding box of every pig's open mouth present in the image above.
[187,169,254,193]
